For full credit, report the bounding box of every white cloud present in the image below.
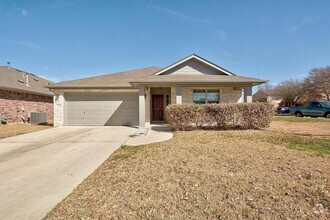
[149,5,228,43]
[287,16,320,34]
[39,75,60,83]
[42,67,51,71]
[12,42,42,50]
[218,30,227,42]
[12,4,27,16]
[150,5,214,25]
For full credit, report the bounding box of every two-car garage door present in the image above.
[64,92,139,126]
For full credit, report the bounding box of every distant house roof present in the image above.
[253,89,281,101]
[0,66,53,96]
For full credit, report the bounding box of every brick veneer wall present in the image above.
[0,89,53,123]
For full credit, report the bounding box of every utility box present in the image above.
[29,112,47,124]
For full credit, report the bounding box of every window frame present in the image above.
[193,89,220,104]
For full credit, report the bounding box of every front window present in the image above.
[193,89,220,104]
[311,102,322,108]
[320,101,330,107]
[193,89,207,104]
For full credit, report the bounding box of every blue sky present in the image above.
[1,0,329,89]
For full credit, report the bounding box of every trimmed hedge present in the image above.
[166,103,273,131]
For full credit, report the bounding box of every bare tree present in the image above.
[257,82,274,91]
[305,66,330,100]
[275,79,307,105]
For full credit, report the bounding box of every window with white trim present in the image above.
[193,89,220,104]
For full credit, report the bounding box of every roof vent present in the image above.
[34,78,39,82]
[7,61,11,69]
[17,79,24,83]
[26,74,30,87]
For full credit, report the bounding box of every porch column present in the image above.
[139,86,145,127]
[54,91,65,126]
[244,85,253,103]
[176,86,182,104]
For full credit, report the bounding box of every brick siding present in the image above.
[0,89,53,123]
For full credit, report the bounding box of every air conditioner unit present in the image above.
[29,112,47,124]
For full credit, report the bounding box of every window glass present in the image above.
[321,102,330,107]
[193,89,220,104]
[165,94,170,106]
[207,90,220,103]
[193,90,206,104]
[311,102,321,108]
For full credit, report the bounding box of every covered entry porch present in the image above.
[138,84,253,128]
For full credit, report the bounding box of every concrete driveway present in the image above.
[0,126,137,220]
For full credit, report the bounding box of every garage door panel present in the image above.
[65,92,139,126]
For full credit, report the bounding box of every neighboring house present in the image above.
[0,66,53,123]
[48,54,267,127]
[253,89,323,107]
[253,89,284,107]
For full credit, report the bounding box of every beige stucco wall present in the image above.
[180,87,241,104]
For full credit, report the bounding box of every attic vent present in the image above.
[34,78,39,81]
[18,79,24,83]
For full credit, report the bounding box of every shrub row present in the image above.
[166,103,273,131]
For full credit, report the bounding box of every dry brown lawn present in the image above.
[45,122,329,220]
[268,121,330,136]
[0,123,52,139]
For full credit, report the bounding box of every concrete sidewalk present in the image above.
[125,124,173,146]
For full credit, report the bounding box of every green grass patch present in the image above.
[273,116,329,122]
[220,131,330,155]
[268,134,330,155]
[112,145,144,162]
[284,136,330,154]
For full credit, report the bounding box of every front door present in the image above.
[152,95,164,121]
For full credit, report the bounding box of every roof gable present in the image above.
[155,54,235,76]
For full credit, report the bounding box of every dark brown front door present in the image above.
[152,95,164,121]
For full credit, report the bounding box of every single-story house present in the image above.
[0,66,53,123]
[48,54,267,127]
[253,89,283,106]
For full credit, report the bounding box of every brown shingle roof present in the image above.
[0,66,53,95]
[48,67,162,89]
[48,66,267,89]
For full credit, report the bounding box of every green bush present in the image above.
[166,103,273,131]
